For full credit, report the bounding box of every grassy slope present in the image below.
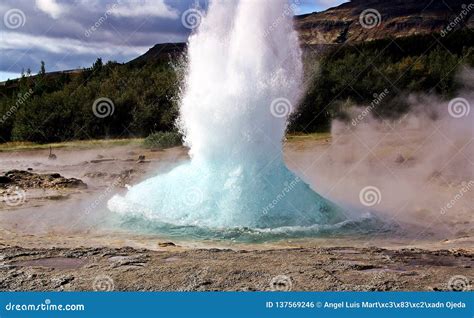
[0,138,143,152]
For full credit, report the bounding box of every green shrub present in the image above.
[143,131,182,149]
[1,30,472,142]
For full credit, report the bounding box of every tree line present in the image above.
[0,30,472,143]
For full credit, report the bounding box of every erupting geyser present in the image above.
[108,0,346,231]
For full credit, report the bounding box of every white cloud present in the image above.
[112,0,178,18]
[35,0,65,19]
[0,71,21,81]
[317,0,347,7]
[0,31,149,56]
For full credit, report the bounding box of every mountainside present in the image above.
[127,43,186,66]
[296,0,473,45]
[2,0,472,80]
[1,0,473,142]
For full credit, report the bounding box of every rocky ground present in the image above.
[0,246,472,291]
[0,169,87,190]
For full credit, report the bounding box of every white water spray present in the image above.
[108,0,347,232]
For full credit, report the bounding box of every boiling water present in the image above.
[107,0,371,240]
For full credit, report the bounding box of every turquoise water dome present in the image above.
[107,0,348,235]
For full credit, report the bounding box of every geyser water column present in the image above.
[107,0,346,230]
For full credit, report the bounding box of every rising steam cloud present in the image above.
[289,69,473,239]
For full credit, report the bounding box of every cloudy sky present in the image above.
[0,0,347,81]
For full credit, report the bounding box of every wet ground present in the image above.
[1,246,472,291]
[0,135,472,291]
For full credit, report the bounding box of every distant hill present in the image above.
[1,0,473,143]
[2,0,472,84]
[127,42,186,67]
[127,0,474,65]
[296,0,473,45]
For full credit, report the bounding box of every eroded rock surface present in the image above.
[0,170,87,190]
[0,246,472,291]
